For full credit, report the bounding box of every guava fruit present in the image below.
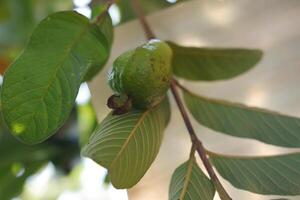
[108,39,172,113]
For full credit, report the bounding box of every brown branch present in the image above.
[171,80,232,199]
[129,0,231,199]
[130,0,156,40]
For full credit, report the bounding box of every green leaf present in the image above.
[91,9,113,46]
[183,89,300,148]
[0,1,10,22]
[97,12,113,50]
[82,98,170,188]
[84,11,113,80]
[0,107,58,166]
[271,199,290,200]
[169,158,215,200]
[103,172,111,187]
[77,101,98,147]
[116,0,189,24]
[1,11,111,144]
[168,42,263,81]
[210,152,300,195]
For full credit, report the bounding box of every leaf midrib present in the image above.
[183,87,297,118]
[29,19,91,135]
[173,49,258,57]
[169,43,260,58]
[180,158,195,200]
[209,151,300,161]
[108,109,151,170]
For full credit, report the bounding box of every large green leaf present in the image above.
[210,152,300,195]
[1,11,112,144]
[168,42,263,81]
[183,89,300,148]
[82,98,170,188]
[169,158,215,200]
[0,88,75,197]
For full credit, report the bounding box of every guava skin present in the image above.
[108,39,173,109]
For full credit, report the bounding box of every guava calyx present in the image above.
[107,94,132,115]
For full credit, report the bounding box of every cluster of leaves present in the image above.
[0,0,187,198]
[1,1,300,200]
[0,0,183,75]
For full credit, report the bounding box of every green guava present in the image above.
[108,39,173,111]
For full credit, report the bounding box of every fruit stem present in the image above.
[130,0,156,40]
[130,1,231,199]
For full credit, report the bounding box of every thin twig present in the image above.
[129,0,232,199]
[130,0,156,40]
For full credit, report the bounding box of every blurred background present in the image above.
[1,0,300,200]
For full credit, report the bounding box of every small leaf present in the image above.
[168,42,263,81]
[103,172,111,187]
[169,158,215,200]
[183,89,300,148]
[82,98,170,188]
[95,11,114,47]
[84,11,113,81]
[1,11,111,144]
[210,152,300,195]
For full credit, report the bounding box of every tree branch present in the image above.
[129,0,232,199]
[130,0,156,40]
[171,80,232,199]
